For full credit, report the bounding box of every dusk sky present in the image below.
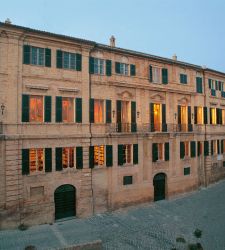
[1,0,225,72]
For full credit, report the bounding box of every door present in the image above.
[54,184,76,220]
[153,173,166,201]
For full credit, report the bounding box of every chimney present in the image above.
[202,65,207,69]
[172,54,177,61]
[5,18,12,24]
[110,36,115,47]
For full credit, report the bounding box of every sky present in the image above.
[1,0,225,72]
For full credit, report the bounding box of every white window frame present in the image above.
[120,63,129,76]
[94,58,104,75]
[62,52,76,70]
[31,47,45,66]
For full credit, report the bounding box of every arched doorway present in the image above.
[54,184,76,220]
[153,173,166,201]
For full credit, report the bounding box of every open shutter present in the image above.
[106,145,113,167]
[45,48,51,67]
[117,100,122,132]
[131,101,137,132]
[204,107,208,124]
[150,103,154,132]
[76,98,82,123]
[130,64,136,76]
[210,108,212,124]
[76,147,83,169]
[217,140,220,154]
[89,57,94,74]
[178,105,181,125]
[23,45,30,64]
[106,60,112,76]
[216,108,220,124]
[76,53,82,71]
[221,140,224,154]
[89,146,94,168]
[191,141,196,158]
[194,106,197,124]
[22,94,29,122]
[211,141,214,155]
[118,145,123,166]
[188,106,192,131]
[197,142,201,156]
[204,141,209,156]
[180,142,185,159]
[152,143,158,162]
[115,62,120,74]
[56,50,63,68]
[208,79,212,89]
[133,144,138,164]
[106,100,112,123]
[89,99,94,123]
[162,68,168,84]
[162,104,167,132]
[22,149,29,175]
[149,65,153,82]
[45,148,52,172]
[55,147,62,171]
[44,96,51,122]
[164,142,169,161]
[56,96,62,122]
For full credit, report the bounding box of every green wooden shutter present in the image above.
[89,146,94,168]
[149,65,153,82]
[23,45,30,64]
[115,62,120,74]
[210,108,212,124]
[204,141,209,156]
[211,141,214,155]
[197,142,201,156]
[106,60,112,76]
[118,144,124,166]
[188,106,192,131]
[204,107,208,124]
[76,147,83,169]
[216,108,220,125]
[76,98,82,123]
[106,100,112,123]
[22,149,29,175]
[130,64,136,76]
[44,96,51,122]
[133,144,138,164]
[208,79,212,89]
[215,81,219,90]
[22,94,30,122]
[221,140,224,154]
[178,105,181,125]
[56,50,63,68]
[106,145,113,167]
[45,148,52,172]
[56,147,62,171]
[164,142,169,161]
[56,96,62,122]
[76,53,82,71]
[117,100,122,132]
[194,106,197,124]
[152,143,158,162]
[162,68,168,84]
[150,103,154,132]
[89,57,94,74]
[45,48,51,67]
[217,140,220,154]
[184,75,187,84]
[89,99,94,123]
[180,142,185,159]
[131,101,137,132]
[191,141,196,158]
[162,104,167,132]
[196,77,202,93]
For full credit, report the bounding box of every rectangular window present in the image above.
[152,67,161,83]
[180,74,187,84]
[196,77,203,93]
[197,107,203,124]
[94,58,104,75]
[212,140,217,155]
[29,96,44,122]
[62,52,76,70]
[62,97,74,122]
[29,148,44,173]
[123,176,133,185]
[211,108,217,125]
[153,104,161,131]
[120,63,129,75]
[94,99,104,123]
[158,143,164,160]
[184,167,190,175]
[31,47,44,66]
[94,145,105,166]
[62,147,74,168]
[222,110,225,125]
[184,141,190,157]
[123,144,132,164]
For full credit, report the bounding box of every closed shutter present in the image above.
[188,106,192,131]
[44,96,51,122]
[204,107,208,124]
[56,50,63,68]
[208,79,212,89]
[76,53,82,71]
[22,94,29,122]
[180,142,185,159]
[45,148,52,172]
[89,146,94,168]
[115,62,120,74]
[162,68,168,84]
[76,98,82,123]
[106,60,112,76]
[218,81,222,91]
[23,45,30,64]
[215,81,219,90]
[162,104,167,132]
[150,103,154,132]
[89,57,94,74]
[22,149,29,175]
[56,96,62,122]
[197,141,201,156]
[221,140,224,154]
[210,108,212,124]
[178,105,181,125]
[194,106,197,124]
[117,100,122,132]
[204,141,209,156]
[131,101,137,132]
[149,65,153,82]
[76,147,83,169]
[56,147,62,171]
[106,100,112,123]
[216,108,220,124]
[196,77,202,93]
[106,145,113,167]
[45,48,51,67]
[152,143,158,162]
[118,144,123,166]
[211,141,214,155]
[133,144,138,164]
[217,140,220,154]
[191,141,196,158]
[164,142,169,161]
[89,99,94,123]
[130,64,136,76]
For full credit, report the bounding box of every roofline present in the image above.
[1,21,225,77]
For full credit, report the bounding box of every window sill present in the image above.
[119,164,137,168]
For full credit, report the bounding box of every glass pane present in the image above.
[31,47,37,65]
[94,146,99,165]
[38,48,44,65]
[99,145,104,165]
[62,98,74,122]
[29,149,37,172]
[37,149,44,171]
[63,52,69,69]
[69,148,74,168]
[127,145,131,163]
[29,96,43,122]
[154,104,161,131]
[197,107,203,124]
[70,53,76,70]
[63,148,68,168]
[94,100,104,123]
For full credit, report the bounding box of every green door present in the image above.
[54,185,76,220]
[153,173,166,201]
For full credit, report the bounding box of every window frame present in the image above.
[62,97,75,123]
[31,46,45,66]
[29,148,45,174]
[62,51,77,70]
[94,99,104,123]
[62,147,75,169]
[94,145,105,166]
[122,144,132,165]
[29,95,44,122]
[93,58,104,75]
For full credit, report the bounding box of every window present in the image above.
[198,141,203,156]
[62,98,74,122]
[123,176,133,185]
[180,74,187,84]
[31,47,44,66]
[94,145,105,166]
[184,141,190,157]
[211,140,217,155]
[210,108,217,125]
[115,62,129,75]
[94,58,104,75]
[29,96,43,122]
[122,144,132,164]
[152,67,161,83]
[94,99,104,123]
[62,52,76,70]
[62,147,74,168]
[222,110,225,125]
[29,148,44,173]
[197,107,203,124]
[184,167,190,175]
[181,106,187,124]
[158,143,164,160]
[152,142,169,162]
[153,104,161,131]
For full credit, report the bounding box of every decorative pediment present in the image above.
[117,90,134,99]
[93,51,104,58]
[150,93,165,103]
[177,96,190,105]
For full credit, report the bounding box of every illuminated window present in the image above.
[94,145,104,166]
[62,97,74,122]
[29,148,44,173]
[122,144,132,164]
[62,52,76,70]
[212,140,217,155]
[211,108,217,124]
[184,141,190,157]
[152,67,160,83]
[29,96,43,122]
[31,47,44,66]
[197,107,203,124]
[94,99,104,123]
[62,147,74,168]
[94,58,104,75]
[154,104,161,131]
[222,110,225,125]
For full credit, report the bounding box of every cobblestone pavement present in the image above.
[1,180,225,250]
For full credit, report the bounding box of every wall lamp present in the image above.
[1,103,5,115]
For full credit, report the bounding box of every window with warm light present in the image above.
[123,144,132,164]
[94,99,104,123]
[197,107,203,124]
[181,106,187,124]
[184,141,190,157]
[222,110,225,125]
[94,145,105,166]
[62,97,74,122]
[154,104,161,131]
[211,108,217,124]
[29,148,44,173]
[62,147,74,168]
[29,96,43,122]
[212,140,217,155]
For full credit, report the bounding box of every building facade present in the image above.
[0,22,225,229]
